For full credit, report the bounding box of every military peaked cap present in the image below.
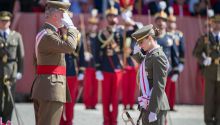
[0,11,12,21]
[132,24,155,42]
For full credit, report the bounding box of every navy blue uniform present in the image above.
[157,33,180,111]
[95,25,124,125]
[168,31,185,65]
[83,33,99,109]
[95,26,124,72]
[157,33,180,75]
[65,41,85,76]
[121,24,139,110]
[83,33,97,68]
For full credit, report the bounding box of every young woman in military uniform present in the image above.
[132,24,170,125]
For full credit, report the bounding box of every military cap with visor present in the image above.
[132,24,155,42]
[0,11,12,21]
[46,1,71,11]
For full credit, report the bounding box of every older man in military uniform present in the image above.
[31,1,80,125]
[193,15,220,125]
[0,11,24,123]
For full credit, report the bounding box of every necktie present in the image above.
[3,31,7,40]
[216,35,219,43]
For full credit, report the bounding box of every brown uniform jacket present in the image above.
[193,32,220,81]
[31,23,79,103]
[0,30,24,79]
[132,47,170,113]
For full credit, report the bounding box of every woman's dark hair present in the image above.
[152,26,161,38]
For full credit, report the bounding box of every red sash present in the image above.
[36,65,66,75]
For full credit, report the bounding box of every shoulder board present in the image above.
[45,28,54,35]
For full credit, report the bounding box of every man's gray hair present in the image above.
[45,7,59,19]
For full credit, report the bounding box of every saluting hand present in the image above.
[61,12,76,29]
[133,44,141,55]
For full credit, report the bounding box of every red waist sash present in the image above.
[36,65,66,75]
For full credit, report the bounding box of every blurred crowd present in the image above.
[0,0,220,17]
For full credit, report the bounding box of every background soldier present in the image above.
[95,5,124,125]
[31,1,80,125]
[154,1,180,111]
[193,9,215,101]
[193,15,220,125]
[167,7,185,110]
[82,9,99,110]
[121,9,140,110]
[59,26,84,125]
[0,11,24,123]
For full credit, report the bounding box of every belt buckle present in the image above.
[214,58,220,65]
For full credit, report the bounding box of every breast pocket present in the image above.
[50,74,65,86]
[8,39,18,47]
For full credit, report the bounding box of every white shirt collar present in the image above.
[0,28,10,35]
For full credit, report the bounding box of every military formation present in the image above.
[0,0,219,125]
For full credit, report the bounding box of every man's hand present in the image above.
[178,64,184,72]
[171,74,178,82]
[61,12,76,29]
[77,73,84,81]
[16,72,22,80]
[96,70,103,81]
[148,112,157,123]
[133,44,141,55]
[84,51,93,61]
[203,57,212,66]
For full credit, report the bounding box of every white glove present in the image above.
[133,44,141,55]
[171,74,178,82]
[148,112,157,123]
[84,51,93,61]
[77,73,84,81]
[203,57,212,66]
[16,72,22,80]
[178,64,184,72]
[96,70,104,81]
[121,10,134,25]
[61,13,76,29]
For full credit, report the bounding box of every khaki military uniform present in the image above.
[0,11,24,123]
[31,22,79,125]
[133,47,170,125]
[193,32,220,125]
